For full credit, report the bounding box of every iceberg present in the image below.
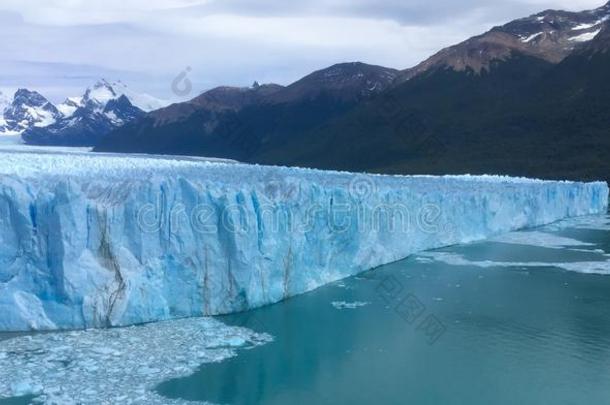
[0,150,607,331]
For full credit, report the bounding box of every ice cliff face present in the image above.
[0,151,607,331]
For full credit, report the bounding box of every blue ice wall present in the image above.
[0,152,607,331]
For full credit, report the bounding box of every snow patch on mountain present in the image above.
[572,16,609,31]
[521,32,544,43]
[570,28,602,42]
[56,97,82,118]
[84,80,117,106]
[27,106,57,127]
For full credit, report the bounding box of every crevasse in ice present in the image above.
[0,151,607,331]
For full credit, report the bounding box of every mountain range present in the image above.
[0,80,168,146]
[11,2,610,183]
[94,1,610,183]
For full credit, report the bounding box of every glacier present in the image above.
[0,150,607,331]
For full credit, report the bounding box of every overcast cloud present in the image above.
[0,0,604,102]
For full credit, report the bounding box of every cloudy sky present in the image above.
[0,0,605,102]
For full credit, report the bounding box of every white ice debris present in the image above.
[331,301,370,310]
[419,250,610,275]
[0,317,272,404]
[566,217,610,231]
[418,215,610,275]
[0,150,607,331]
[489,231,596,249]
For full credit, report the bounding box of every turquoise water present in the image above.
[157,215,610,405]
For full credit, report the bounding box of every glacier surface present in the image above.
[0,150,607,331]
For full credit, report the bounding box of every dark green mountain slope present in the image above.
[95,3,610,182]
[94,63,399,160]
[253,48,610,182]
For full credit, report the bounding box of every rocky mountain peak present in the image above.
[81,79,119,110]
[18,80,152,146]
[271,62,399,103]
[302,62,398,88]
[12,89,52,109]
[400,2,610,81]
[0,89,60,135]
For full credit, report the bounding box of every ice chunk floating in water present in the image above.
[0,150,607,331]
[331,301,370,310]
[417,215,610,275]
[0,317,271,403]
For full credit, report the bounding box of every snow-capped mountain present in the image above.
[22,80,151,146]
[0,89,61,136]
[107,80,168,112]
[60,80,147,124]
[0,80,168,144]
[57,79,167,117]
